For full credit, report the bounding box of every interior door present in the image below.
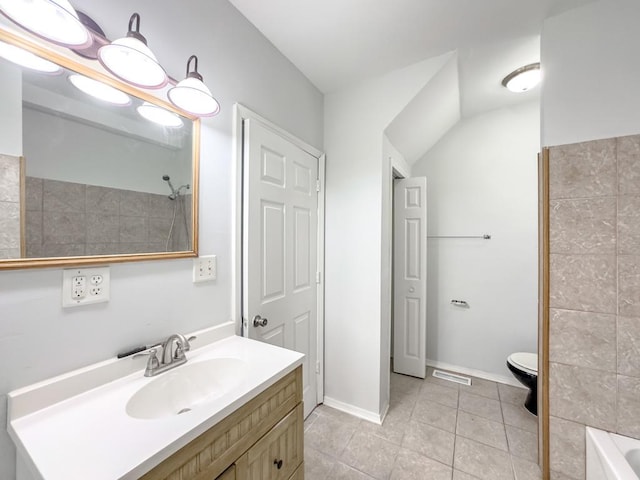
[242,118,319,417]
[393,177,427,378]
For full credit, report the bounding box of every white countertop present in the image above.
[7,329,304,480]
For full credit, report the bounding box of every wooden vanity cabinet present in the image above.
[140,366,304,480]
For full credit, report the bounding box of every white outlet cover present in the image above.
[193,255,216,283]
[62,267,110,307]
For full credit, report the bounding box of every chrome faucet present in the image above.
[133,334,196,377]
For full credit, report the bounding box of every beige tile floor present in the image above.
[304,368,541,480]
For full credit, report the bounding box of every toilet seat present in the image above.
[508,352,537,376]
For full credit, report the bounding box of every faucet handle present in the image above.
[133,348,160,376]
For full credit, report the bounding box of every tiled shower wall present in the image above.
[548,135,640,480]
[25,177,192,257]
[0,154,21,259]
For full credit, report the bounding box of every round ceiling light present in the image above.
[97,13,167,89]
[0,0,91,48]
[68,74,131,106]
[137,102,183,128]
[168,55,220,117]
[501,63,541,93]
[0,41,62,73]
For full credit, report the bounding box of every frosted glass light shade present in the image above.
[98,36,167,89]
[137,102,183,128]
[69,74,130,106]
[0,40,61,73]
[502,63,541,93]
[168,77,220,116]
[0,0,90,47]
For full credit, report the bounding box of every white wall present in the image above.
[0,1,323,478]
[324,54,451,419]
[0,61,21,156]
[541,0,640,146]
[412,101,539,381]
[23,107,190,195]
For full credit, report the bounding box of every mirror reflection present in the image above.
[0,42,196,261]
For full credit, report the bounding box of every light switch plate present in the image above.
[62,267,110,307]
[193,255,216,283]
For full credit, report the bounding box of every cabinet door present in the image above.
[236,404,303,480]
[217,465,236,480]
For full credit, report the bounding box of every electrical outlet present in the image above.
[63,267,110,307]
[193,255,216,283]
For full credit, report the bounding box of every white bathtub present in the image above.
[587,427,640,479]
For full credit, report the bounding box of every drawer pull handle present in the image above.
[274,459,283,469]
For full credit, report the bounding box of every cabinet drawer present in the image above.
[140,367,302,480]
[235,403,303,480]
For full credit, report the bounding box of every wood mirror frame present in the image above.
[0,27,200,270]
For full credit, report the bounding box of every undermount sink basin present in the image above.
[126,358,248,420]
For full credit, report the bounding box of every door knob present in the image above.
[253,315,268,327]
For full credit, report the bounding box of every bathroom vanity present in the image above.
[7,323,305,480]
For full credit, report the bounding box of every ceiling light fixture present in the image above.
[0,40,62,73]
[501,63,541,93]
[168,55,220,117]
[97,13,167,89]
[137,102,183,128]
[0,0,90,48]
[68,74,131,106]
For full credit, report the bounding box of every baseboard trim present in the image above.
[322,396,383,425]
[426,359,524,388]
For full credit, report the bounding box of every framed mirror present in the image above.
[0,28,200,270]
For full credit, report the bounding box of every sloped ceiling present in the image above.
[228,0,594,94]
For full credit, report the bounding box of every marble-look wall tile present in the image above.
[549,362,616,430]
[0,202,20,249]
[120,190,148,216]
[42,243,85,257]
[549,309,616,372]
[0,248,20,259]
[0,154,20,202]
[550,198,616,254]
[43,212,86,244]
[148,217,172,245]
[619,256,640,317]
[549,139,616,199]
[618,135,640,195]
[25,177,42,211]
[617,375,640,439]
[619,196,640,255]
[120,216,148,243]
[86,186,119,214]
[85,243,120,256]
[550,254,616,313]
[26,243,43,258]
[25,210,42,246]
[618,317,640,377]
[549,416,585,480]
[43,179,85,213]
[86,214,119,243]
[148,193,174,218]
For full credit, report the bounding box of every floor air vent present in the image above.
[432,369,472,386]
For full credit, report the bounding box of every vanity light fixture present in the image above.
[0,0,90,48]
[0,40,62,73]
[137,102,183,128]
[68,74,131,106]
[168,55,220,117]
[97,13,167,89]
[501,62,541,93]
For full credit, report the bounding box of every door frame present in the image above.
[232,103,326,403]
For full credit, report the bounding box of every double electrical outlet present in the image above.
[62,267,110,307]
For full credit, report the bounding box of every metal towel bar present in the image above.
[427,234,491,239]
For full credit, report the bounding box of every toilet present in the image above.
[506,352,538,416]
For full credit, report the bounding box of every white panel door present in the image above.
[243,118,319,417]
[393,177,427,378]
